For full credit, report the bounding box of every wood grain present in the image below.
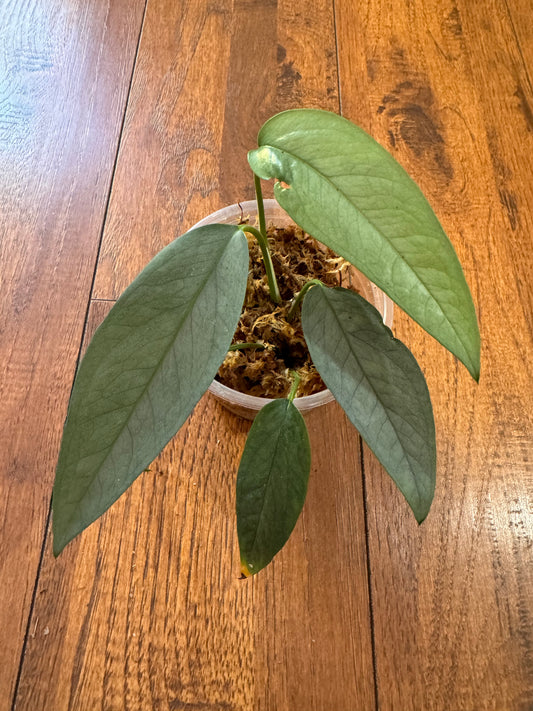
[17,311,375,709]
[5,0,532,707]
[0,0,146,707]
[92,0,340,301]
[14,0,376,709]
[335,0,533,708]
[16,302,256,709]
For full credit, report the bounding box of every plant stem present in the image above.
[229,342,266,352]
[254,173,267,239]
[240,224,282,305]
[288,371,301,403]
[286,279,323,321]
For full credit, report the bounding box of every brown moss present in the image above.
[216,222,352,398]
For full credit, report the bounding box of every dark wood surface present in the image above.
[1,0,531,709]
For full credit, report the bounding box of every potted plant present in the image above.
[52,109,480,576]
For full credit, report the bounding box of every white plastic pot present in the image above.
[192,200,394,420]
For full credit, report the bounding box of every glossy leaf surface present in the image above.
[237,399,311,576]
[248,108,480,380]
[53,224,249,554]
[302,284,436,522]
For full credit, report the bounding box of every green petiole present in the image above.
[239,223,282,305]
[229,342,266,352]
[286,279,323,321]
[236,174,282,306]
[254,173,267,239]
[288,371,301,403]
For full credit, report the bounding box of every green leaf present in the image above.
[302,284,436,523]
[248,108,480,381]
[237,399,311,576]
[53,224,249,554]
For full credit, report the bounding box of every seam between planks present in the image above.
[82,0,151,319]
[10,1,150,708]
[502,0,533,94]
[10,503,54,711]
[331,0,344,115]
[359,436,380,711]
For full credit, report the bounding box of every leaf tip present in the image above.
[240,559,254,578]
[415,511,429,525]
[413,495,434,525]
[52,534,65,558]
[464,319,481,382]
[51,509,75,557]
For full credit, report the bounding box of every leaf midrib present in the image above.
[245,401,291,561]
[63,231,240,525]
[314,287,426,494]
[265,141,474,367]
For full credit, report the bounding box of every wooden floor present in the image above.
[1,0,532,709]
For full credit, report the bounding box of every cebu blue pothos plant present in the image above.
[53,109,480,576]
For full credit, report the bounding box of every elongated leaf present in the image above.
[237,399,311,576]
[53,224,249,555]
[248,108,480,381]
[302,284,435,522]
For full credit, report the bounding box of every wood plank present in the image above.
[0,0,146,706]
[17,308,375,709]
[335,0,533,709]
[92,0,341,300]
[459,0,533,320]
[16,0,377,709]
